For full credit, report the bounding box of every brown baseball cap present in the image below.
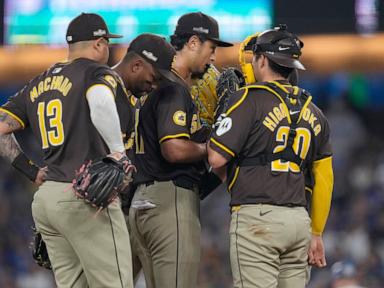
[66,13,122,44]
[173,12,233,47]
[128,33,178,82]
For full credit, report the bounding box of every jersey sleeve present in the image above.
[0,85,29,128]
[87,66,119,99]
[209,88,256,160]
[315,110,332,161]
[156,84,192,143]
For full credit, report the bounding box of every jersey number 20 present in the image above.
[271,126,311,173]
[37,99,64,149]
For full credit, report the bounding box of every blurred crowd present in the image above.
[1,72,384,287]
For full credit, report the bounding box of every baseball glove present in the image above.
[190,64,221,127]
[72,155,135,210]
[214,67,245,124]
[31,227,52,270]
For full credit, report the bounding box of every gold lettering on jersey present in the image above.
[29,76,72,102]
[262,105,321,136]
[302,108,311,121]
[30,87,38,102]
[273,107,284,121]
[263,116,277,132]
[51,76,63,90]
[301,108,321,136]
[60,78,72,96]
[44,77,51,91]
[263,104,287,132]
[37,81,44,96]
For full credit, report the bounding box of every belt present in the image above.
[139,177,198,191]
[231,203,304,213]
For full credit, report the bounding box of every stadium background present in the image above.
[0,0,384,287]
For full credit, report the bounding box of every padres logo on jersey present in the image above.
[173,111,187,126]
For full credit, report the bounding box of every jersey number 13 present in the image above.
[37,99,64,149]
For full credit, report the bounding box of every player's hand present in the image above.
[108,151,127,161]
[35,167,48,186]
[107,152,136,174]
[308,234,326,268]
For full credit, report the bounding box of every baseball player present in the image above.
[113,33,177,153]
[0,14,175,288]
[128,12,233,288]
[208,25,334,287]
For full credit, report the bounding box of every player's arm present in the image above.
[208,88,254,169]
[0,110,23,161]
[86,84,125,158]
[0,110,47,185]
[161,138,206,163]
[207,144,228,169]
[157,84,207,163]
[308,114,333,268]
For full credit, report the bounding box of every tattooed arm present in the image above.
[0,111,22,162]
[0,110,47,185]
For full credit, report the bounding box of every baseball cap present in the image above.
[128,33,177,82]
[173,12,233,47]
[66,13,122,44]
[253,24,306,70]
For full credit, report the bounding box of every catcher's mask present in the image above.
[253,24,305,70]
[239,33,259,85]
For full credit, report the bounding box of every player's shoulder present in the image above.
[153,79,190,100]
[308,100,328,121]
[232,82,267,102]
[81,61,120,90]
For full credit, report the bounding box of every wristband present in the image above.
[11,153,39,182]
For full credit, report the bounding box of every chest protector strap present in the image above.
[239,82,312,171]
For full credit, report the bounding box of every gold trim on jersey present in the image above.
[0,108,25,129]
[159,133,190,143]
[210,138,235,157]
[85,84,115,100]
[297,95,312,123]
[248,84,292,124]
[270,80,290,93]
[228,166,240,191]
[226,88,248,116]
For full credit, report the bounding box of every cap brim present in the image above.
[105,33,123,39]
[266,53,306,70]
[209,38,233,47]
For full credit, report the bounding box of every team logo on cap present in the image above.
[93,29,106,36]
[192,27,209,34]
[142,50,158,62]
[66,36,73,42]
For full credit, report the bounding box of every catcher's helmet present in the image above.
[253,24,305,70]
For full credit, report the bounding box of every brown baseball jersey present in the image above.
[133,80,204,184]
[209,80,332,207]
[0,58,120,182]
[115,77,136,153]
